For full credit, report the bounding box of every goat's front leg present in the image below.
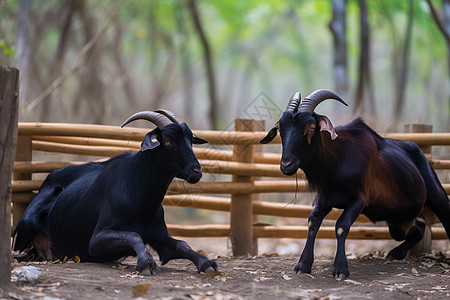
[333,196,365,280]
[153,237,218,273]
[295,200,331,274]
[89,230,157,275]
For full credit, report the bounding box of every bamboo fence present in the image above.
[11,121,450,256]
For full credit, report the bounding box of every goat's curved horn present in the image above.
[121,111,172,129]
[260,92,301,144]
[298,89,348,114]
[154,109,182,124]
[285,92,301,113]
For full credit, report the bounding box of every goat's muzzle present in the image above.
[184,166,202,184]
[280,158,299,176]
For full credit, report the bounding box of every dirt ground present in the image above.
[4,251,450,300]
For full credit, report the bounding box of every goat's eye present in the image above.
[164,141,172,146]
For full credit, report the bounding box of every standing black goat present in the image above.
[14,110,217,275]
[260,90,450,280]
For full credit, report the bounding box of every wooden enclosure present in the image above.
[11,120,450,256]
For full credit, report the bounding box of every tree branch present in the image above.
[426,0,450,44]
[186,0,219,129]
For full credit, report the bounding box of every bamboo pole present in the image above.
[13,158,450,176]
[10,192,35,204]
[253,225,448,240]
[12,179,450,195]
[33,135,141,148]
[33,140,135,157]
[430,160,450,169]
[163,194,371,223]
[252,201,371,222]
[194,147,233,161]
[13,161,86,173]
[163,195,230,211]
[18,122,278,145]
[383,132,450,146]
[12,180,43,192]
[168,224,230,237]
[199,159,304,178]
[254,152,281,164]
[166,224,448,240]
[17,122,450,146]
[31,139,236,163]
[19,122,148,140]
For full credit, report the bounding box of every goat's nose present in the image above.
[192,166,201,174]
[281,159,293,169]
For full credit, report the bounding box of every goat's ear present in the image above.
[193,134,208,144]
[259,123,279,144]
[141,132,160,151]
[318,115,338,140]
[304,122,316,145]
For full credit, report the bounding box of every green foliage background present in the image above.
[0,0,449,131]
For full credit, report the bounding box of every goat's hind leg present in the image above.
[387,219,425,260]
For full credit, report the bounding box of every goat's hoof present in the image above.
[386,248,407,260]
[139,267,155,276]
[294,263,311,274]
[200,260,218,273]
[204,266,216,273]
[333,272,348,281]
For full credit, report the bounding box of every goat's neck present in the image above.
[302,136,340,191]
[130,151,175,209]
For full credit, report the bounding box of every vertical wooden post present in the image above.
[0,66,19,289]
[12,135,32,228]
[230,119,263,256]
[404,123,435,255]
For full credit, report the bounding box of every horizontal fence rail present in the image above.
[11,121,450,256]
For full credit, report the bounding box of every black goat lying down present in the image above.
[261,90,450,280]
[14,110,217,275]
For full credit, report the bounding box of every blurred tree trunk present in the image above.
[394,0,414,118]
[152,50,177,109]
[329,0,349,100]
[16,0,32,108]
[112,16,137,110]
[445,0,450,129]
[175,3,194,124]
[426,0,450,129]
[147,3,177,110]
[354,0,375,115]
[40,1,75,121]
[187,0,219,129]
[72,0,106,124]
